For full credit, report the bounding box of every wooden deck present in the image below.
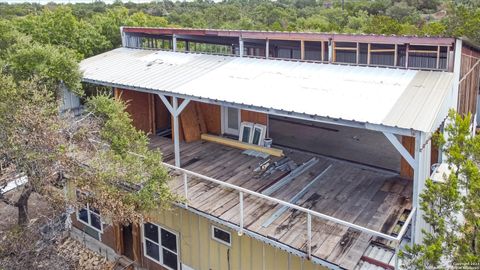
[149,136,412,270]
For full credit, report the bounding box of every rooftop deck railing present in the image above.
[162,161,416,269]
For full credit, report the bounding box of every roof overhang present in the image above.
[80,48,455,136]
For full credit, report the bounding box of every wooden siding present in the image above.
[400,135,439,180]
[143,207,327,270]
[199,103,221,135]
[400,136,415,179]
[458,46,480,117]
[241,110,268,126]
[115,88,155,134]
[154,95,170,131]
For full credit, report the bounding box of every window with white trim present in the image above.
[143,222,179,270]
[77,204,102,232]
[211,225,231,246]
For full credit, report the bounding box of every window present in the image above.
[143,222,179,270]
[251,124,266,146]
[222,106,240,136]
[239,122,266,146]
[239,122,254,143]
[211,225,231,246]
[77,204,102,232]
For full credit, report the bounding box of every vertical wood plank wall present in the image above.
[400,136,415,179]
[142,207,327,270]
[400,135,439,180]
[458,46,480,118]
[241,110,268,126]
[115,88,155,134]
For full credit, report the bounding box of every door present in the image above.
[122,224,134,260]
[222,106,240,136]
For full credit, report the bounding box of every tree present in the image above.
[6,42,83,95]
[400,110,480,268]
[13,6,111,58]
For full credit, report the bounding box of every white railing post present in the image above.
[395,244,400,269]
[183,173,188,209]
[307,213,312,259]
[239,191,244,236]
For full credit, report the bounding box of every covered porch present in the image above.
[150,135,412,269]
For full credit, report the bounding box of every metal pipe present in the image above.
[239,191,244,236]
[183,173,188,209]
[307,213,312,259]
[172,97,180,167]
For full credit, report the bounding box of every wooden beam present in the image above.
[335,47,358,51]
[370,49,396,53]
[200,134,283,157]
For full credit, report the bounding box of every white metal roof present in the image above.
[80,48,455,133]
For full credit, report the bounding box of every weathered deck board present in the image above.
[149,136,412,270]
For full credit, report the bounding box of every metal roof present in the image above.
[80,48,455,133]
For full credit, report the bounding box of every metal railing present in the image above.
[162,162,416,266]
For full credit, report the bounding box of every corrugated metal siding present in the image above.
[81,48,454,133]
[144,207,328,270]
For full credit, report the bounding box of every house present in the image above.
[74,27,480,270]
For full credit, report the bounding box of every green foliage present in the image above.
[6,42,82,95]
[14,6,111,58]
[401,110,480,268]
[79,94,177,223]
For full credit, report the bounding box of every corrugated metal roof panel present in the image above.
[80,48,455,133]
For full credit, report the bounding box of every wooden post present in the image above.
[321,41,325,62]
[132,223,142,263]
[367,43,371,65]
[265,39,269,59]
[332,41,336,62]
[300,40,305,60]
[394,44,398,66]
[436,45,441,69]
[113,223,123,255]
[405,44,410,68]
[356,42,360,64]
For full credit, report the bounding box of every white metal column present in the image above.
[412,131,431,244]
[157,94,190,167]
[239,37,244,57]
[172,34,177,52]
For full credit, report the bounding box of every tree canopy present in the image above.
[401,110,480,268]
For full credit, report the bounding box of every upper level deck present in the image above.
[121,27,457,71]
[149,135,412,269]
